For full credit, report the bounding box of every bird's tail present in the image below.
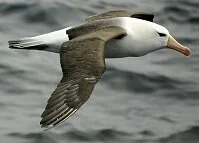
[8,37,48,50]
[8,27,71,53]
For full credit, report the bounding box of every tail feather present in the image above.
[8,38,48,50]
[8,28,71,53]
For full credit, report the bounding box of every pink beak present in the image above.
[168,36,192,56]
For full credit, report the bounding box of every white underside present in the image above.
[37,27,133,58]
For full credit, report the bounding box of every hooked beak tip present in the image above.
[184,48,192,56]
[168,35,192,57]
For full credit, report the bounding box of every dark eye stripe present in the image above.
[157,32,166,37]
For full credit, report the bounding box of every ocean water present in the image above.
[0,0,199,142]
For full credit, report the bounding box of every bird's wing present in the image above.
[85,10,154,22]
[40,26,127,130]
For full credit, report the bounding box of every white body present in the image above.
[10,17,170,58]
[106,18,169,57]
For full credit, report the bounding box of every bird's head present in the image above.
[125,18,192,57]
[152,23,191,56]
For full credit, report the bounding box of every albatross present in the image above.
[8,10,191,130]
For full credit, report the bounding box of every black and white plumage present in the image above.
[8,10,191,130]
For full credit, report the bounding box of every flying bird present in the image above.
[8,10,191,130]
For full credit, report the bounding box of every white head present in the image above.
[122,18,191,57]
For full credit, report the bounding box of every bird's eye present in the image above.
[157,32,166,37]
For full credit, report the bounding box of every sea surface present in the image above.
[0,0,199,142]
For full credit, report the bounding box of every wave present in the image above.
[158,126,199,143]
[102,67,197,100]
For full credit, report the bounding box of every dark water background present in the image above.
[0,0,199,142]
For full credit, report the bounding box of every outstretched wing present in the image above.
[85,10,154,22]
[40,26,127,130]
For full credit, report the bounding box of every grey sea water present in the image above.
[0,0,199,142]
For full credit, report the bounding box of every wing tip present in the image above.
[40,108,78,130]
[41,124,54,131]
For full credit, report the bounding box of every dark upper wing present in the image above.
[85,10,154,22]
[40,26,127,130]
